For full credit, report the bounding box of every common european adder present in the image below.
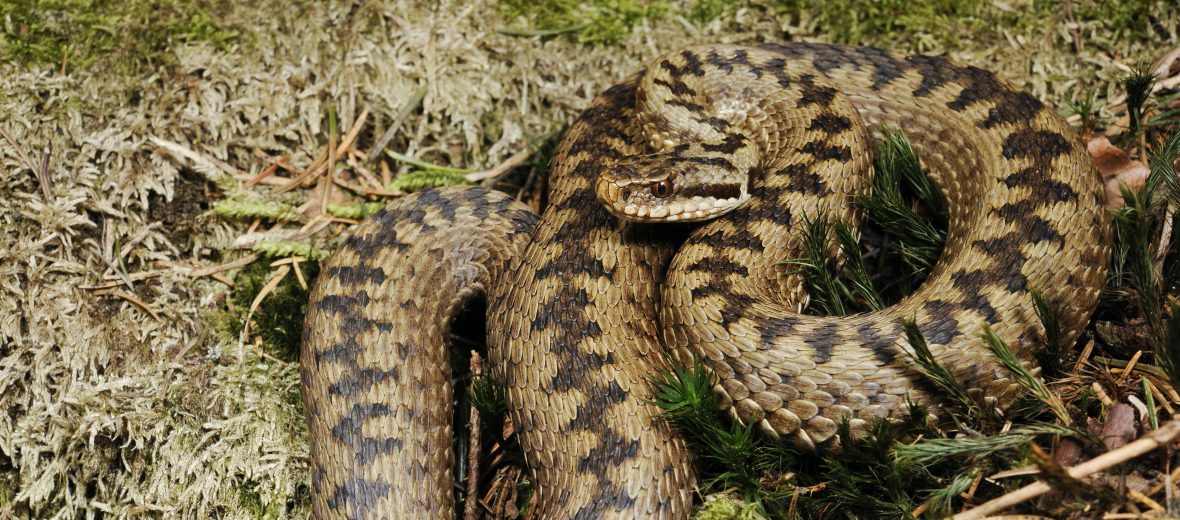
[301,43,1110,518]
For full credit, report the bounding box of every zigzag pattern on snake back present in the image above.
[301,43,1111,518]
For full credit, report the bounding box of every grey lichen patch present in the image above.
[0,0,1172,517]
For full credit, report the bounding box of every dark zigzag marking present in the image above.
[797,74,839,107]
[329,403,403,460]
[327,264,386,285]
[666,98,704,112]
[651,77,695,97]
[695,229,765,251]
[685,256,749,275]
[808,112,854,134]
[800,141,852,162]
[576,425,640,472]
[774,163,828,195]
[326,477,391,518]
[571,476,637,520]
[920,300,961,346]
[949,270,1001,322]
[856,321,902,365]
[315,336,364,364]
[328,366,400,397]
[701,133,746,154]
[314,292,374,314]
[804,323,842,364]
[567,380,628,429]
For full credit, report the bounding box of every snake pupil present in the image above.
[651,180,673,198]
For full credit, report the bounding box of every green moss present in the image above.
[389,170,474,193]
[215,259,320,362]
[250,240,326,260]
[0,477,12,507]
[213,200,303,223]
[325,202,386,220]
[1071,0,1157,42]
[497,0,667,44]
[0,0,240,72]
[768,0,986,50]
[694,496,766,520]
[237,483,286,520]
[686,0,728,23]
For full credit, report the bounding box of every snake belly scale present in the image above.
[302,43,1110,518]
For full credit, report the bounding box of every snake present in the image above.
[301,43,1111,518]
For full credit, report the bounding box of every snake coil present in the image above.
[303,43,1109,518]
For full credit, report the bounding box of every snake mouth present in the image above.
[596,177,747,222]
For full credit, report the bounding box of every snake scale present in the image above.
[302,43,1110,518]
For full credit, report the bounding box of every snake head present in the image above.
[596,151,753,222]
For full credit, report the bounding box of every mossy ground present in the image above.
[0,0,1175,517]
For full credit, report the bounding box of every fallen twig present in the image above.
[243,154,288,188]
[953,420,1180,519]
[102,289,162,321]
[337,105,370,159]
[278,146,331,192]
[465,352,484,520]
[465,147,533,183]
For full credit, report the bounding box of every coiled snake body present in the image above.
[302,43,1110,518]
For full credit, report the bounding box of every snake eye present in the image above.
[651,180,673,198]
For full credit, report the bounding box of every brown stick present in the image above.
[337,105,370,159]
[465,147,533,183]
[244,154,288,188]
[464,352,484,520]
[277,147,330,193]
[953,420,1180,519]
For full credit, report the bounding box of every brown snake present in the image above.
[301,43,1110,518]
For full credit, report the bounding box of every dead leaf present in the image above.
[1150,42,1180,81]
[1088,136,1149,207]
[1100,403,1137,451]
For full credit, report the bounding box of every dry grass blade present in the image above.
[103,289,162,321]
[79,270,164,290]
[368,86,429,163]
[291,259,308,290]
[37,143,53,201]
[332,176,401,197]
[94,248,135,290]
[337,105,370,158]
[188,253,262,278]
[953,420,1180,519]
[465,147,534,183]
[0,125,39,172]
[278,147,331,193]
[149,137,236,184]
[241,265,291,341]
